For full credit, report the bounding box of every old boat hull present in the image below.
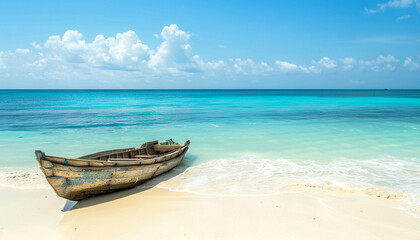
[35,141,189,201]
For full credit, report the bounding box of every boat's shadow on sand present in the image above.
[63,154,198,211]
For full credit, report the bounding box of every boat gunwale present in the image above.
[36,140,190,167]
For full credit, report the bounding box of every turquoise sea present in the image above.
[1,90,419,214]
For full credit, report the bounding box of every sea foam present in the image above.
[143,155,420,217]
[0,169,50,189]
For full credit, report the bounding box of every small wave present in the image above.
[144,156,420,217]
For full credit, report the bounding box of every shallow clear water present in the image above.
[1,90,419,213]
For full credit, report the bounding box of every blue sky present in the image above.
[0,0,419,88]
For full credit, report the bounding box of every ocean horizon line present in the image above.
[1,88,420,91]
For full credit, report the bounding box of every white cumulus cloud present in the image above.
[0,52,5,69]
[397,14,413,20]
[403,57,420,71]
[316,57,337,69]
[231,58,273,75]
[340,58,357,71]
[275,60,298,72]
[340,57,357,65]
[149,24,201,73]
[366,0,420,13]
[274,57,337,74]
[44,29,151,70]
[359,54,398,71]
[31,42,42,49]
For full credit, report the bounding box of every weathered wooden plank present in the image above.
[79,147,136,159]
[108,158,140,161]
[135,155,157,158]
[154,144,182,152]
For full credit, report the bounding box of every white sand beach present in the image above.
[1,186,419,240]
[1,0,420,238]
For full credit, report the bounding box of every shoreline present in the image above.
[1,186,420,239]
[1,166,420,218]
[3,165,419,218]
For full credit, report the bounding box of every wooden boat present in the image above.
[35,139,190,201]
